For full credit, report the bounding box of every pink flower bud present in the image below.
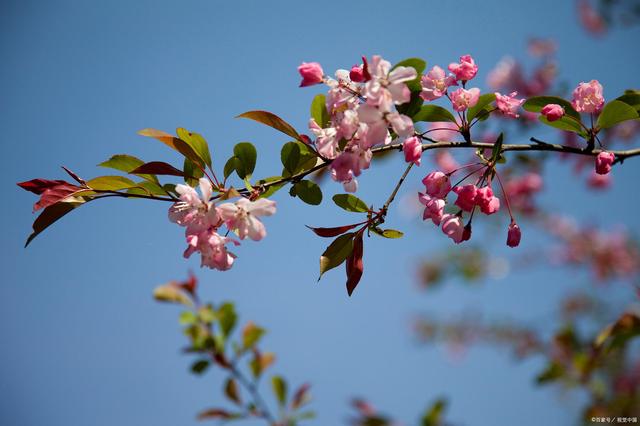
[475,186,500,215]
[422,171,451,199]
[441,214,465,244]
[507,221,522,248]
[450,87,480,112]
[571,80,604,113]
[448,54,478,82]
[298,62,324,87]
[595,151,615,175]
[461,223,472,242]
[403,136,422,166]
[453,184,478,212]
[540,103,565,122]
[350,64,365,82]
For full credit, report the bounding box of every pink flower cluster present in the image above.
[418,170,520,247]
[299,55,418,192]
[168,178,276,270]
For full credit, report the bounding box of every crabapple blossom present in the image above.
[168,178,218,232]
[495,92,525,118]
[448,54,478,81]
[541,103,565,121]
[422,171,451,198]
[363,55,417,111]
[595,151,615,175]
[418,193,445,225]
[420,66,457,101]
[452,184,478,212]
[298,62,324,87]
[571,80,604,113]
[350,64,366,83]
[309,118,339,159]
[450,87,480,112]
[184,230,238,270]
[475,186,500,215]
[403,136,422,166]
[507,222,522,248]
[441,214,465,244]
[218,198,277,241]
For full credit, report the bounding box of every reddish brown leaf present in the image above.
[138,128,204,168]
[34,183,85,212]
[346,232,364,296]
[197,408,233,420]
[291,383,311,410]
[306,224,359,237]
[25,201,80,247]
[224,378,242,405]
[130,161,185,176]
[17,179,69,195]
[213,353,231,369]
[236,110,302,142]
[61,166,86,185]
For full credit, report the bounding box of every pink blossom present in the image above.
[418,193,445,225]
[420,66,457,101]
[448,55,478,81]
[184,230,238,270]
[571,80,604,113]
[507,222,522,248]
[541,103,565,122]
[495,91,525,118]
[422,171,451,198]
[298,62,324,87]
[363,55,417,111]
[475,186,500,215]
[218,198,277,241]
[403,136,422,166]
[578,0,607,35]
[452,184,478,212]
[595,151,615,175]
[441,214,465,244]
[450,87,480,112]
[387,112,414,138]
[309,118,338,159]
[330,148,372,190]
[168,178,219,232]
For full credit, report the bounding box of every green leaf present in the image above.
[256,176,285,199]
[421,398,447,426]
[179,311,198,325]
[242,322,266,350]
[391,58,426,92]
[293,180,322,205]
[380,229,404,239]
[616,91,640,113]
[396,91,424,117]
[191,359,210,375]
[183,158,204,187]
[538,115,585,135]
[86,175,136,191]
[332,194,368,213]
[126,180,168,196]
[138,128,205,168]
[536,362,564,384]
[176,128,212,168]
[153,283,191,306]
[233,142,257,180]
[490,133,504,163]
[523,96,581,120]
[98,154,144,173]
[596,100,639,130]
[271,376,287,407]
[319,232,354,278]
[467,93,497,123]
[412,105,457,123]
[218,303,237,338]
[223,157,240,180]
[281,141,317,175]
[237,110,303,142]
[310,94,330,128]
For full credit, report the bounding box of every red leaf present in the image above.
[33,183,85,212]
[306,224,359,237]
[291,383,311,410]
[236,110,303,142]
[197,409,234,420]
[17,179,69,195]
[346,232,364,296]
[61,166,86,185]
[25,201,79,247]
[130,161,185,176]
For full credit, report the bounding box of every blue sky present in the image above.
[2,1,639,425]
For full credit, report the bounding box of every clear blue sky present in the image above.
[2,1,639,425]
